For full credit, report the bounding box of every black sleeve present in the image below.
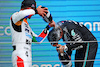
[66,29,86,51]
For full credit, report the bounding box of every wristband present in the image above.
[35,9,38,14]
[46,25,51,30]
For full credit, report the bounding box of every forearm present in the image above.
[64,29,86,51]
[19,9,35,19]
[32,25,51,44]
[64,43,86,51]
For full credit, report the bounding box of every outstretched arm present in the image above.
[32,20,55,44]
[32,25,50,44]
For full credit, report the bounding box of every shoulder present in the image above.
[57,20,74,27]
[11,11,19,19]
[19,9,35,14]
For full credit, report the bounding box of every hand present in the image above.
[37,5,48,17]
[48,20,55,27]
[56,44,65,53]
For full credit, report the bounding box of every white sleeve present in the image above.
[31,31,38,37]
[12,9,35,23]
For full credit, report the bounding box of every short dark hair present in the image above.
[47,27,62,45]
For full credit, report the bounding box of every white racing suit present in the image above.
[10,9,50,67]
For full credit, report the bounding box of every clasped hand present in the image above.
[56,44,65,53]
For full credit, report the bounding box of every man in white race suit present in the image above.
[10,0,55,67]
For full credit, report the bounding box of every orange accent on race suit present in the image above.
[10,16,22,26]
[15,21,22,26]
[23,18,28,25]
[17,56,24,67]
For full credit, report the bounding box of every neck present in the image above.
[21,7,32,10]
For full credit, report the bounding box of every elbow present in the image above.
[33,41,42,44]
[32,36,45,44]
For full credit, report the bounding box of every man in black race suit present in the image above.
[47,20,98,67]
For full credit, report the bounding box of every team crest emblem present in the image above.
[71,29,75,36]
[31,4,35,8]
[61,21,64,23]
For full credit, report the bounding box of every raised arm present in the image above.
[11,9,35,24]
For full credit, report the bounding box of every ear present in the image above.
[60,32,63,39]
[59,27,63,39]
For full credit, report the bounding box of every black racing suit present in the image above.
[57,20,98,67]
